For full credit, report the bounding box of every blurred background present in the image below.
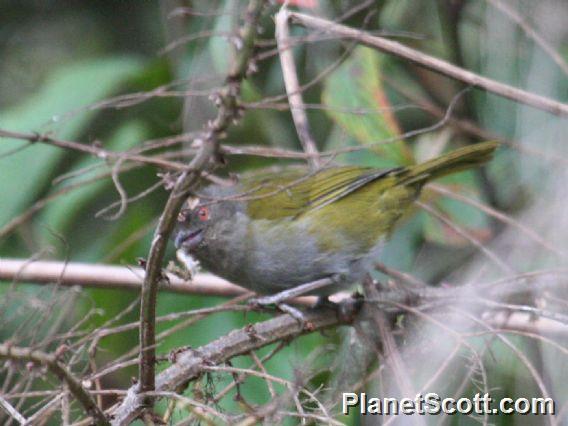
[0,0,567,424]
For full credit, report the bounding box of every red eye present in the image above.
[197,206,210,221]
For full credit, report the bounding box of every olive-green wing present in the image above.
[241,166,398,220]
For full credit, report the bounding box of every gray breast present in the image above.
[194,205,382,295]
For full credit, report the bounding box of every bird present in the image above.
[174,141,499,300]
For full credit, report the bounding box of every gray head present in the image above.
[173,185,241,253]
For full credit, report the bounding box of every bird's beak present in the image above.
[174,229,204,250]
[174,231,187,249]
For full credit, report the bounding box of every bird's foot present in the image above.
[275,303,314,330]
[248,298,312,330]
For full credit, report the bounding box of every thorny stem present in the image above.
[112,300,363,425]
[137,0,267,414]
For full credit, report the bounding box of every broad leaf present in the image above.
[322,46,413,168]
[0,57,143,231]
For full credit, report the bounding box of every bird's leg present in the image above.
[249,277,339,330]
[250,276,337,306]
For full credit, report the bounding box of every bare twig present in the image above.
[0,395,26,425]
[361,278,426,426]
[429,183,567,259]
[0,128,188,171]
[0,258,355,307]
[417,200,513,274]
[0,258,244,297]
[374,262,428,288]
[0,344,109,426]
[275,7,321,169]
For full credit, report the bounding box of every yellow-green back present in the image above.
[240,141,499,253]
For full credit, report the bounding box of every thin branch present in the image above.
[383,75,568,167]
[24,394,64,426]
[275,7,321,169]
[0,128,188,171]
[456,309,557,426]
[0,395,26,425]
[0,258,356,307]
[361,278,426,426]
[288,11,568,116]
[0,164,137,239]
[429,183,567,259]
[0,258,243,296]
[374,262,428,288]
[0,344,109,426]
[3,258,567,311]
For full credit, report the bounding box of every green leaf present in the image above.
[322,46,413,168]
[0,57,143,229]
[208,1,235,74]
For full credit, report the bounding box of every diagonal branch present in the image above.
[288,11,568,117]
[110,300,363,425]
[275,7,321,169]
[0,395,26,425]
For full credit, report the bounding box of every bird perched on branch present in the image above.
[174,141,499,302]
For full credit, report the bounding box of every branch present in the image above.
[2,258,566,310]
[0,258,337,307]
[0,128,188,171]
[0,344,109,426]
[137,0,267,406]
[110,301,362,425]
[4,261,561,424]
[275,8,321,169]
[0,396,26,425]
[0,258,245,297]
[362,279,424,426]
[105,282,568,424]
[288,11,568,117]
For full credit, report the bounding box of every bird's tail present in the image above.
[398,141,499,186]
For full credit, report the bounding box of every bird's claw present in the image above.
[248,298,312,330]
[277,303,314,330]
